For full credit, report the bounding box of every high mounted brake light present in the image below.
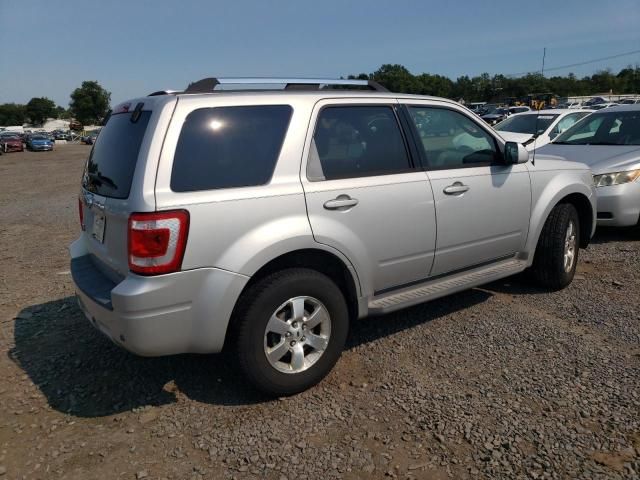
[128,210,189,275]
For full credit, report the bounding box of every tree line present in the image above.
[0,81,111,127]
[2,66,638,126]
[348,64,640,102]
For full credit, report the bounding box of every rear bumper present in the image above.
[70,242,249,356]
[595,182,640,227]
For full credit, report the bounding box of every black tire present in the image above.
[233,268,349,397]
[529,203,580,290]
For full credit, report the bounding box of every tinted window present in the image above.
[171,105,292,192]
[309,106,411,181]
[83,111,151,199]
[554,110,640,145]
[553,113,589,135]
[409,107,499,169]
[496,114,558,135]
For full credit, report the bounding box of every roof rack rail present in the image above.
[183,77,389,94]
[148,90,180,96]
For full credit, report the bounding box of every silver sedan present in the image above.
[538,104,640,227]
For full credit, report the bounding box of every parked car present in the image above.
[0,133,24,152]
[584,96,608,107]
[26,135,54,151]
[589,102,619,111]
[53,130,70,141]
[71,77,596,396]
[81,130,100,145]
[619,98,640,105]
[495,109,593,151]
[508,106,531,115]
[557,102,583,109]
[467,102,486,115]
[538,104,640,227]
[480,106,510,125]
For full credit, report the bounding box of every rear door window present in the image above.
[170,105,292,192]
[83,111,151,199]
[308,106,412,181]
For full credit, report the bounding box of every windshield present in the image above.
[495,114,558,134]
[554,110,640,146]
[82,111,151,199]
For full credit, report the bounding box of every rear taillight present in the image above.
[78,198,85,231]
[128,210,189,275]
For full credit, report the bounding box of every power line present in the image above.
[506,49,640,77]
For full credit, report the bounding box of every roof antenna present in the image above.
[531,47,547,166]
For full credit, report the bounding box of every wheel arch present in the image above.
[224,248,362,349]
[558,192,594,248]
[526,175,596,262]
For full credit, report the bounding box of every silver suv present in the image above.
[70,77,597,396]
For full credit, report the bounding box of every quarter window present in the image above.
[408,107,499,169]
[171,105,292,192]
[308,106,411,181]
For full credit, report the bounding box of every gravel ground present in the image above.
[0,144,638,479]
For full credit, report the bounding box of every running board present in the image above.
[368,259,528,315]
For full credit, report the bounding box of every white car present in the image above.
[495,109,593,151]
[557,102,583,109]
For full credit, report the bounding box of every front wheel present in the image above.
[529,203,580,290]
[234,268,349,396]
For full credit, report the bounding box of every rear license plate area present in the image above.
[92,211,106,243]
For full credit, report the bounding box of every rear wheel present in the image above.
[529,203,580,290]
[234,268,349,396]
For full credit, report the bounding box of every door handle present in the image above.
[323,195,359,210]
[443,182,469,195]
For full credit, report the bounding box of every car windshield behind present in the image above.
[553,110,640,145]
[495,114,558,135]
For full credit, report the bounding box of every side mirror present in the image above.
[504,141,529,164]
[549,130,559,140]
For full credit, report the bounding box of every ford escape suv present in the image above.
[70,77,596,396]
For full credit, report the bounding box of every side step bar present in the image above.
[368,259,528,315]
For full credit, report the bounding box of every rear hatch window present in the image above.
[82,110,151,199]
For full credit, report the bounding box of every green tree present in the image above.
[54,105,72,119]
[25,97,56,125]
[0,103,27,126]
[351,64,639,103]
[616,66,640,94]
[371,64,421,94]
[69,81,111,125]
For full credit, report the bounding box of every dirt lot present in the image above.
[0,144,639,479]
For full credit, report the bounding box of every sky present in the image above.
[1,0,639,106]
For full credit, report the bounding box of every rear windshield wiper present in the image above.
[87,172,117,189]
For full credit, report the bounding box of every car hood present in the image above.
[497,131,534,144]
[537,144,640,174]
[31,139,52,144]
